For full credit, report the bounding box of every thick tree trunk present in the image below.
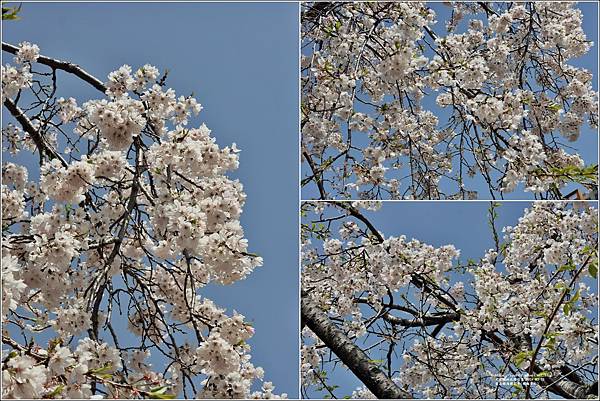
[301,295,412,399]
[539,372,597,399]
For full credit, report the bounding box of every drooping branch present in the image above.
[302,2,338,26]
[2,38,275,400]
[305,202,597,399]
[382,311,460,327]
[324,201,384,243]
[3,98,68,167]
[3,41,107,93]
[301,294,412,399]
[303,151,327,199]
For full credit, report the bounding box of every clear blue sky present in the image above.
[303,200,598,398]
[302,1,599,200]
[2,1,299,396]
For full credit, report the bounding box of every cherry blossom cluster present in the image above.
[301,201,598,398]
[1,41,39,101]
[2,41,283,399]
[302,2,598,199]
[2,337,163,399]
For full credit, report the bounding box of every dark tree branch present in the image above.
[301,294,412,399]
[302,2,338,25]
[3,98,68,167]
[324,201,384,243]
[3,41,107,93]
[382,311,460,327]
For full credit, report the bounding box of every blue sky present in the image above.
[302,1,599,200]
[2,1,299,396]
[302,200,598,398]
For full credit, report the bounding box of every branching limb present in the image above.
[301,294,412,399]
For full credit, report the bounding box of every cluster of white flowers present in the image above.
[2,354,49,399]
[2,41,282,399]
[1,63,31,101]
[2,339,137,399]
[501,134,586,193]
[53,299,92,337]
[196,333,243,376]
[57,97,82,123]
[105,64,136,97]
[145,126,261,286]
[14,41,40,63]
[1,42,39,101]
[303,203,460,342]
[300,329,326,388]
[40,157,96,203]
[302,201,598,398]
[81,97,146,150]
[1,184,25,224]
[302,2,598,199]
[1,254,27,320]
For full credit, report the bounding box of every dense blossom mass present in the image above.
[2,41,285,399]
[301,2,598,199]
[301,201,598,399]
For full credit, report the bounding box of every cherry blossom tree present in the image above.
[301,201,598,399]
[301,2,598,200]
[2,41,286,399]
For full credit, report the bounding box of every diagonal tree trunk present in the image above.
[301,295,412,399]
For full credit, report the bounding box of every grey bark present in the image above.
[301,295,412,399]
[538,369,597,399]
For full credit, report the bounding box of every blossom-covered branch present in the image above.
[301,201,598,399]
[2,41,285,399]
[301,293,412,399]
[301,2,598,200]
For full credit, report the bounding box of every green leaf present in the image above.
[563,289,580,315]
[557,261,576,272]
[512,383,524,396]
[570,289,580,304]
[150,386,169,395]
[534,370,551,379]
[512,350,534,368]
[588,259,598,279]
[6,351,19,360]
[545,164,598,185]
[543,332,558,350]
[547,103,561,112]
[149,386,176,399]
[88,364,113,375]
[44,384,64,398]
[149,394,176,400]
[2,3,21,20]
